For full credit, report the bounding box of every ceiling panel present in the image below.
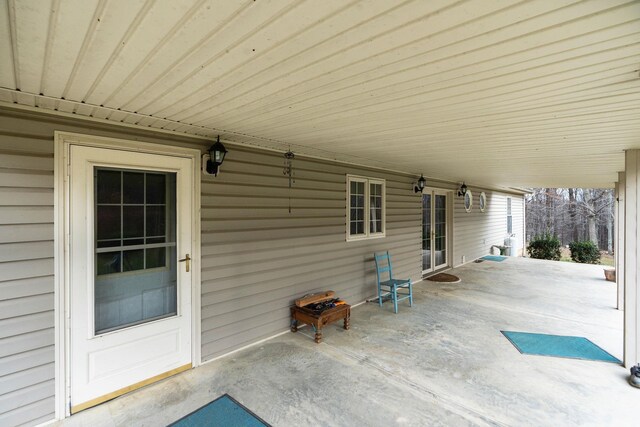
[11,0,52,94]
[81,0,201,105]
[63,0,149,101]
[123,0,297,114]
[39,0,100,97]
[0,0,16,89]
[1,0,639,189]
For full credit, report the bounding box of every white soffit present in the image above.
[1,0,639,188]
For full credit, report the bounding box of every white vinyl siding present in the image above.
[507,197,513,235]
[0,109,203,426]
[452,190,525,265]
[0,108,530,423]
[0,113,56,427]
[201,155,413,360]
[0,109,422,401]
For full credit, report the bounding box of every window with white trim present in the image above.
[347,175,385,240]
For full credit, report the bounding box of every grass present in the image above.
[600,255,615,267]
[559,247,614,266]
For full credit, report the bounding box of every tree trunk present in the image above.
[545,188,555,235]
[568,188,578,242]
[583,189,598,246]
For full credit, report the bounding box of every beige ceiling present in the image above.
[1,0,639,189]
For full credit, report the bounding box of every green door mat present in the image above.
[501,331,621,364]
[481,255,507,262]
[169,394,271,427]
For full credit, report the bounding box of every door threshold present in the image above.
[71,363,192,414]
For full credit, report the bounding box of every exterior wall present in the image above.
[200,147,421,360]
[452,189,525,267]
[0,109,423,423]
[0,116,56,426]
[0,109,202,427]
[0,108,525,423]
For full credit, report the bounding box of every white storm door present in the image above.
[69,145,193,412]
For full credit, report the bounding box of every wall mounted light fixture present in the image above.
[457,182,468,197]
[414,174,426,193]
[206,136,227,176]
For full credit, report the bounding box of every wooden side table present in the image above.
[290,304,351,343]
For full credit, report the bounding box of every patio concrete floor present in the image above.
[58,257,637,427]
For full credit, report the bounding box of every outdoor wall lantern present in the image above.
[414,174,426,193]
[206,136,227,176]
[457,182,468,197]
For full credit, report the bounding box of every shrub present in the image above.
[569,241,600,264]
[527,234,561,260]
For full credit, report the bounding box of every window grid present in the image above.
[347,176,385,241]
[370,183,383,234]
[95,168,175,276]
[350,180,366,236]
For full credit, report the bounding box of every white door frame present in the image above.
[432,189,450,271]
[54,131,202,419]
[422,188,453,274]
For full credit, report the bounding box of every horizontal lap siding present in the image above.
[0,119,56,427]
[200,148,421,360]
[0,109,203,427]
[0,109,423,420]
[512,196,526,256]
[452,189,525,266]
[0,109,527,422]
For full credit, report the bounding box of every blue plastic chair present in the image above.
[374,251,413,313]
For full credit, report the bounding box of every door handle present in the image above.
[179,254,190,272]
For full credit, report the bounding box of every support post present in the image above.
[616,172,625,311]
[624,152,638,368]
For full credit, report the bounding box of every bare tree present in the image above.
[525,188,614,252]
[582,189,598,245]
[568,188,578,242]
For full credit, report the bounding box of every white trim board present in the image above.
[53,131,202,419]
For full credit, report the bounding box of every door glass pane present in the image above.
[422,194,431,271]
[122,206,143,238]
[123,172,144,204]
[146,247,166,269]
[146,173,166,204]
[434,194,447,267]
[146,206,166,237]
[94,167,177,335]
[96,252,121,275]
[96,169,121,204]
[96,206,121,240]
[122,249,144,272]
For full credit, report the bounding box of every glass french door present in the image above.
[422,190,449,274]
